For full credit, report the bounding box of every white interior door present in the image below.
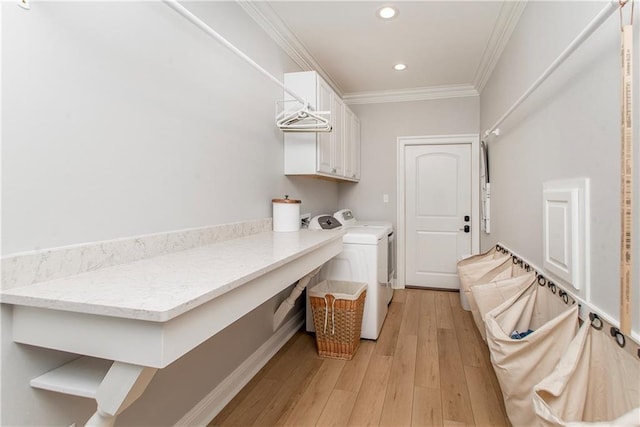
[404,144,471,289]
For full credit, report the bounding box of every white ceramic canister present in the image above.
[272,195,301,232]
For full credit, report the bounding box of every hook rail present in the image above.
[495,243,640,359]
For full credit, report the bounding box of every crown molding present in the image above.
[343,85,479,105]
[237,1,345,96]
[474,0,528,93]
[239,0,525,103]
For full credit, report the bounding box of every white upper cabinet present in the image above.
[283,71,359,182]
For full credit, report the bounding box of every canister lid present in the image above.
[272,195,301,204]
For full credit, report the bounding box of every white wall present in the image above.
[338,97,480,227]
[1,1,337,255]
[480,1,640,336]
[1,1,337,425]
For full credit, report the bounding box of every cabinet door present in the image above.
[316,79,334,174]
[332,96,344,176]
[351,114,361,180]
[343,107,354,178]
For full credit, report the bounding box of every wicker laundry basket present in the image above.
[309,280,367,360]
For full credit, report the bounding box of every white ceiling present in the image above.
[241,1,526,103]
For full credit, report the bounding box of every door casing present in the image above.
[396,134,480,288]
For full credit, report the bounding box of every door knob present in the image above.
[459,225,470,233]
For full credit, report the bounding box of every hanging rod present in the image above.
[484,0,620,139]
[162,0,307,106]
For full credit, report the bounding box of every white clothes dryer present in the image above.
[333,209,393,234]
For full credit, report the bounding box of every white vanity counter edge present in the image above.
[1,229,345,322]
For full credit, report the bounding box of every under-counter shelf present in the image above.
[30,357,113,399]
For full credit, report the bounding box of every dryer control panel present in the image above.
[334,209,356,225]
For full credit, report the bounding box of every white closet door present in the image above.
[404,144,471,289]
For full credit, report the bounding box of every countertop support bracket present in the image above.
[85,362,157,427]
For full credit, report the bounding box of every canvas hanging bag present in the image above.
[470,272,536,340]
[457,246,500,267]
[465,260,528,338]
[532,321,640,426]
[458,249,510,311]
[485,280,579,426]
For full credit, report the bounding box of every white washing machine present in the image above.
[334,209,395,301]
[306,218,391,340]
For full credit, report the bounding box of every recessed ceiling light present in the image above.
[377,6,398,19]
[394,63,407,71]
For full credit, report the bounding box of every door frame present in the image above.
[396,134,480,288]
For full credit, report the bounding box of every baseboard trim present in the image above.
[174,311,304,426]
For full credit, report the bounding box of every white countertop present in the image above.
[1,230,344,322]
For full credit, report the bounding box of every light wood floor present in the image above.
[210,289,510,426]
